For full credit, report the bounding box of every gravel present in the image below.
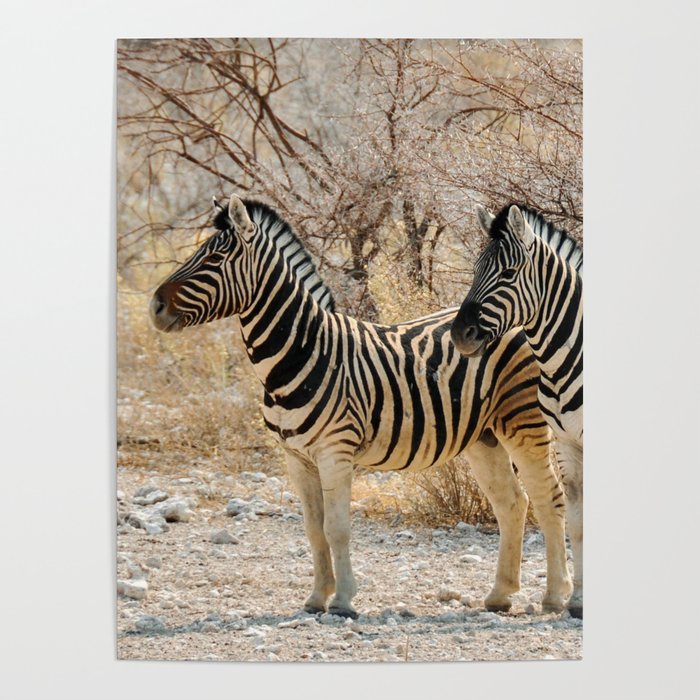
[117,466,582,662]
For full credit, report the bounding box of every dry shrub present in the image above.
[410,456,496,527]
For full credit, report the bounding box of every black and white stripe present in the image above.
[451,203,583,618]
[151,194,573,618]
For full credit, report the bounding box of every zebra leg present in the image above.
[500,431,573,614]
[556,439,583,619]
[463,437,528,612]
[285,453,336,614]
[317,457,358,619]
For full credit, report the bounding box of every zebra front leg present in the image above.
[463,436,529,612]
[556,439,583,619]
[318,456,358,619]
[501,430,573,614]
[285,453,335,614]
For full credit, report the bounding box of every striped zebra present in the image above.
[450,203,583,618]
[150,193,572,619]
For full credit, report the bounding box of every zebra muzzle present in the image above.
[150,287,184,333]
[450,319,489,357]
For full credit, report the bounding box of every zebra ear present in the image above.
[508,205,535,248]
[212,196,224,213]
[228,194,255,240]
[475,205,495,235]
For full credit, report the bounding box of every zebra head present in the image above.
[451,204,537,356]
[150,194,257,332]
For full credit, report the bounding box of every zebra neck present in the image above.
[523,248,583,390]
[237,264,326,394]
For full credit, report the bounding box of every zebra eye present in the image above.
[501,267,518,282]
[203,252,225,265]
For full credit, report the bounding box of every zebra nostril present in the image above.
[464,325,478,341]
[150,292,168,320]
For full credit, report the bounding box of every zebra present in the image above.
[150,193,572,619]
[450,203,583,618]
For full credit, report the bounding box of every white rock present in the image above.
[117,578,148,600]
[125,511,168,535]
[133,489,169,506]
[158,498,193,522]
[277,618,304,629]
[455,521,477,534]
[210,529,239,545]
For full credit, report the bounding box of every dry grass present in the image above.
[117,279,284,477]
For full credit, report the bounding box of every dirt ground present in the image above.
[116,461,582,663]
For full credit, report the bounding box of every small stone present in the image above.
[133,489,169,506]
[145,556,162,569]
[125,511,168,535]
[460,554,483,564]
[455,521,477,534]
[226,498,250,516]
[437,588,461,602]
[277,618,303,629]
[210,529,239,545]
[134,615,167,633]
[117,490,125,502]
[158,498,193,522]
[319,613,344,625]
[117,578,148,600]
[396,530,415,540]
[525,603,537,615]
[385,616,398,627]
[159,600,174,610]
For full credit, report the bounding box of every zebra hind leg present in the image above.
[463,435,529,613]
[285,453,336,615]
[499,428,573,614]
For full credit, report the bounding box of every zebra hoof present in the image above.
[568,605,583,619]
[303,603,326,615]
[485,602,512,613]
[328,606,359,619]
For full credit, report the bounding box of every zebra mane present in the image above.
[213,199,335,312]
[491,204,583,275]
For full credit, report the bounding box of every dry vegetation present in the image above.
[117,38,582,527]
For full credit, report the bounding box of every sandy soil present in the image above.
[116,463,582,663]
